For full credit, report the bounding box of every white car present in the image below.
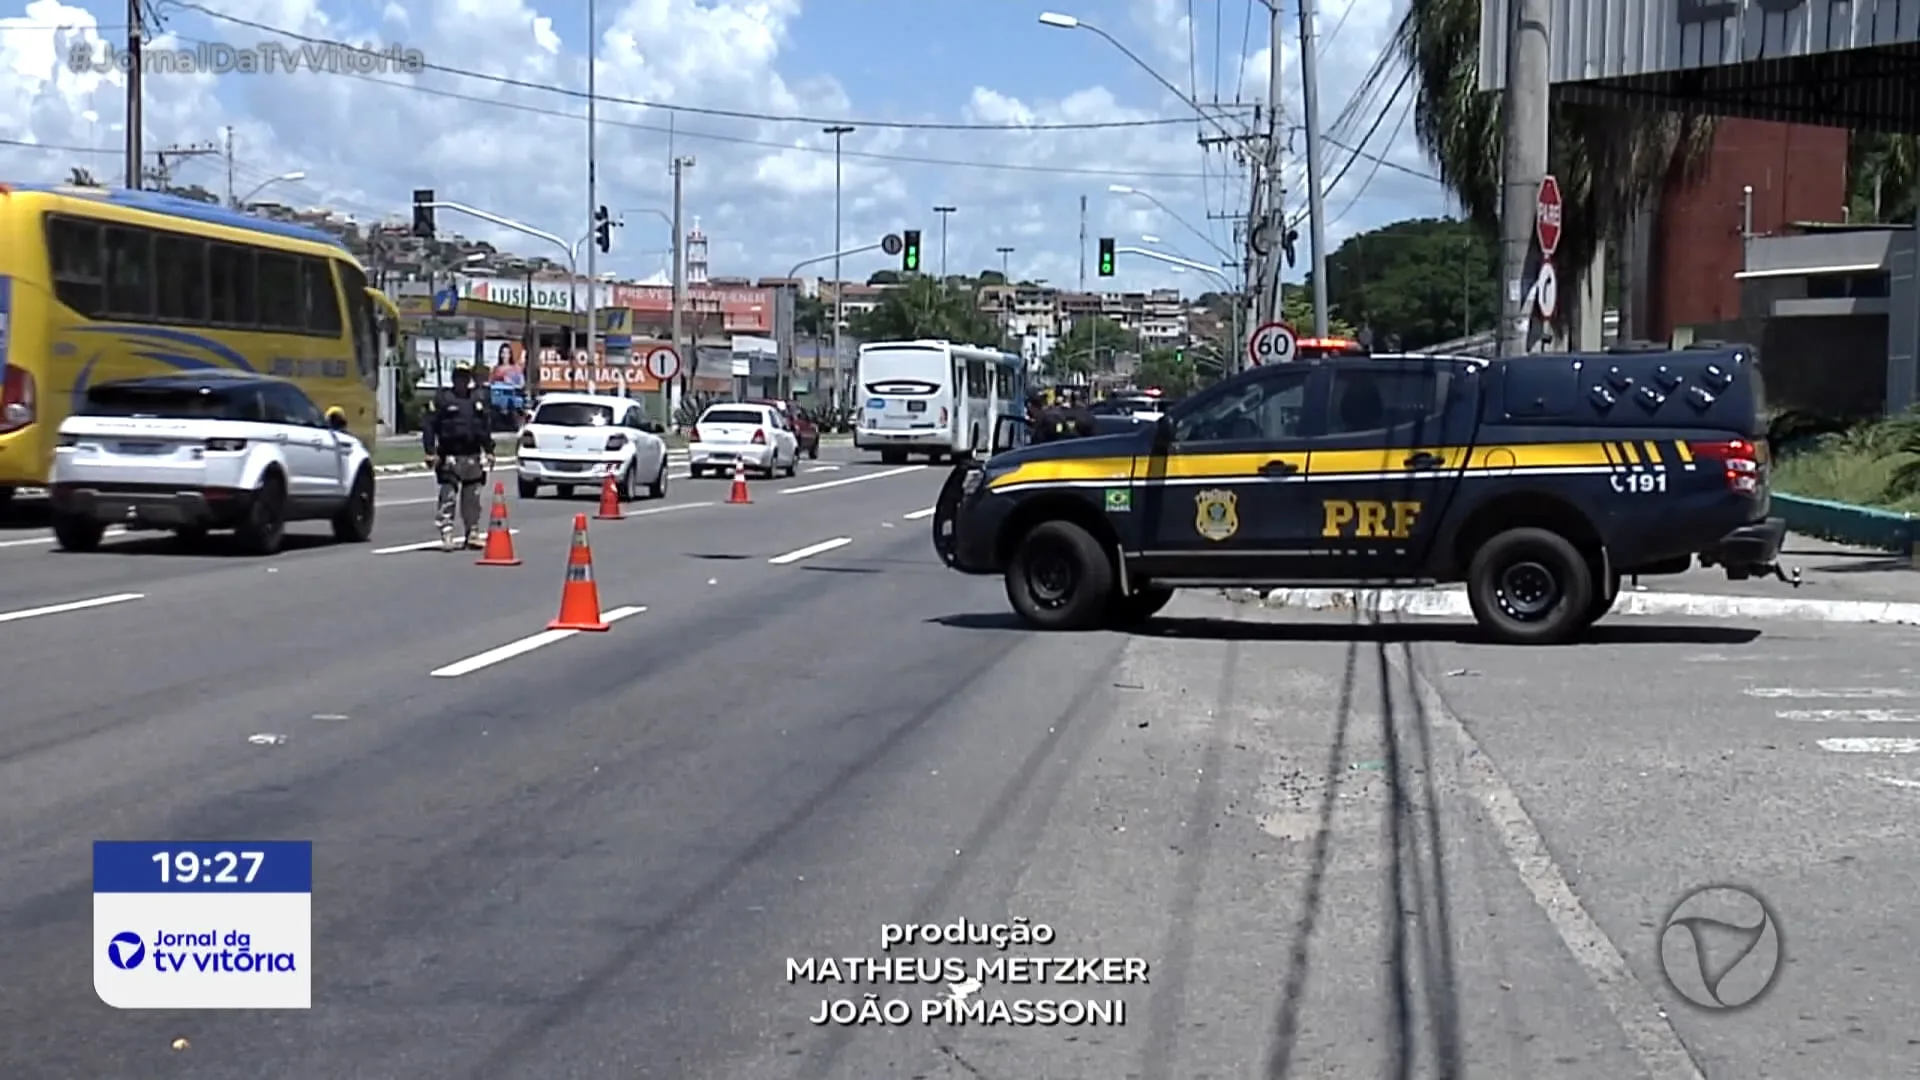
[47,371,376,555]
[516,393,670,501]
[688,402,800,479]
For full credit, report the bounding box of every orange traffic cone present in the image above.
[727,457,752,505]
[547,514,610,631]
[475,482,521,566]
[595,470,624,520]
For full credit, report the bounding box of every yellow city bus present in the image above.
[0,182,386,506]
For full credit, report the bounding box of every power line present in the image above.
[1329,99,1413,228]
[166,1,1244,133]
[1290,67,1415,230]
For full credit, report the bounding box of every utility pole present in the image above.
[1078,194,1087,291]
[1202,129,1257,368]
[145,142,218,190]
[1498,0,1551,357]
[1298,0,1331,337]
[996,246,1014,281]
[584,0,599,368]
[124,0,143,188]
[222,126,235,206]
[1259,1,1287,329]
[933,205,956,279]
[670,156,693,409]
[823,125,853,404]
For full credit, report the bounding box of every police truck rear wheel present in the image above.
[1466,527,1593,645]
[518,478,539,499]
[1006,520,1115,631]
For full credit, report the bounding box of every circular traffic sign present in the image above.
[881,233,903,256]
[1247,321,1296,366]
[1534,260,1558,320]
[1536,175,1563,257]
[643,345,682,381]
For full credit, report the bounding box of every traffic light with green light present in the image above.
[1098,237,1115,277]
[902,230,921,272]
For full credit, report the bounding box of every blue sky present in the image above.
[0,0,1448,294]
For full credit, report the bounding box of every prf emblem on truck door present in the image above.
[1194,489,1239,541]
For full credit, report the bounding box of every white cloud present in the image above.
[0,0,1447,298]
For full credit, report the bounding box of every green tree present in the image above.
[1848,132,1917,224]
[866,269,904,286]
[1047,316,1136,377]
[1280,286,1358,340]
[1397,1,1714,331]
[976,269,1007,286]
[1135,348,1199,396]
[846,277,1001,345]
[793,293,828,339]
[1316,218,1496,349]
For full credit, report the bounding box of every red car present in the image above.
[746,399,819,459]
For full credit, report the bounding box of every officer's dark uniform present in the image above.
[421,366,495,548]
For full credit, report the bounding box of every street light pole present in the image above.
[823,124,854,406]
[584,0,600,368]
[1297,0,1331,338]
[933,205,957,279]
[996,245,1014,281]
[236,171,306,207]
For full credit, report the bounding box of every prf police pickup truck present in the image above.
[931,344,1789,644]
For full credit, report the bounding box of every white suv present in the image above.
[47,371,376,555]
[516,393,670,500]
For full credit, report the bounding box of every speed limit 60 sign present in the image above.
[1248,321,1297,365]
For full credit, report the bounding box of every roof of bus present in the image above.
[2,182,352,252]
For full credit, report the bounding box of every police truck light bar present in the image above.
[1097,238,1115,277]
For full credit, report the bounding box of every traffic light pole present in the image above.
[781,241,887,401]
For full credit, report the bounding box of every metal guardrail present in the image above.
[1772,493,1917,555]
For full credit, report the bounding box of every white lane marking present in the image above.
[0,592,144,624]
[628,500,713,517]
[768,537,852,565]
[1818,737,1920,753]
[1875,776,1920,790]
[374,530,521,555]
[1391,650,1704,1080]
[377,496,437,508]
[1747,687,1916,699]
[901,507,936,520]
[429,605,645,677]
[0,527,129,549]
[781,464,926,494]
[1778,709,1920,723]
[804,464,842,473]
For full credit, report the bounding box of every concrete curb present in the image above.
[1773,493,1918,555]
[1238,585,1920,627]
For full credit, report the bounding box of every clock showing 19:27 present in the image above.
[93,840,312,1009]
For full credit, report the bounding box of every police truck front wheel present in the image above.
[1005,520,1115,631]
[519,477,539,498]
[1465,527,1594,645]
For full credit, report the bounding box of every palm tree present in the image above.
[1396,2,1715,337]
[68,166,99,186]
[1848,133,1918,223]
[847,277,1002,345]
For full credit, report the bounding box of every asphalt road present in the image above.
[2,448,1916,1078]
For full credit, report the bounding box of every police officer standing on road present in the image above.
[422,358,496,551]
[1028,391,1064,444]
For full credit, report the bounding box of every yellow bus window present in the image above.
[104,226,152,317]
[155,234,208,321]
[49,215,105,315]
[257,253,301,329]
[209,244,256,325]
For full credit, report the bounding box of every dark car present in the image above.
[747,398,820,459]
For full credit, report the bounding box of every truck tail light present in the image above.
[1689,439,1762,494]
[688,426,701,444]
[519,430,537,449]
[751,429,767,445]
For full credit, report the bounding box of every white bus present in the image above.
[854,340,1025,463]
